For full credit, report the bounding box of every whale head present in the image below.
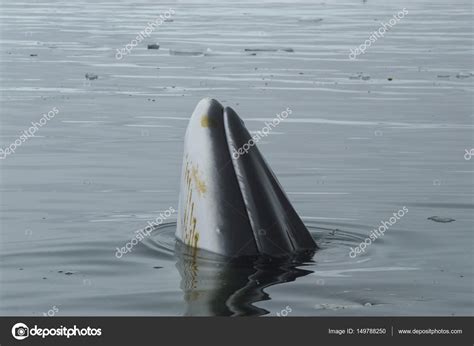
[176,98,317,258]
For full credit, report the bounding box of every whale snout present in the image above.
[187,97,223,130]
[176,98,317,258]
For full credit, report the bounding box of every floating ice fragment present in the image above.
[85,73,98,80]
[427,216,455,223]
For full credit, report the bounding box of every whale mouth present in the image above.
[177,98,317,258]
[223,106,317,255]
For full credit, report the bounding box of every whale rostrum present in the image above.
[176,98,317,258]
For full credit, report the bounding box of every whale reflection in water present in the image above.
[175,242,314,316]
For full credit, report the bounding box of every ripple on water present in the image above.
[134,220,388,316]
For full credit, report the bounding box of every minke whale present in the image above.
[176,98,317,258]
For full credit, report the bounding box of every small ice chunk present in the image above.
[244,48,294,53]
[456,72,472,79]
[349,74,361,80]
[427,216,455,223]
[169,49,203,56]
[245,48,277,52]
[349,72,370,80]
[85,73,98,80]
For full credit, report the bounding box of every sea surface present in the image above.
[0,0,473,316]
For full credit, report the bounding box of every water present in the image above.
[0,0,473,316]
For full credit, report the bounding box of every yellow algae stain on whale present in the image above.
[181,161,203,250]
[200,115,217,128]
[193,232,200,250]
[191,166,207,196]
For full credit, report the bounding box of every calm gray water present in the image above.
[0,0,473,316]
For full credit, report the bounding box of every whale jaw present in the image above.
[176,98,317,258]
